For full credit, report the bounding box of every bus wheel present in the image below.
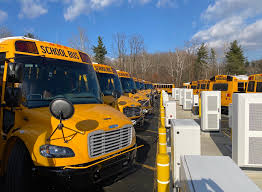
[4,140,32,192]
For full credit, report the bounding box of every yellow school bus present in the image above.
[196,79,210,94]
[182,82,190,88]
[153,83,160,93]
[153,83,175,94]
[190,81,198,95]
[141,80,153,96]
[209,75,248,113]
[93,63,144,125]
[133,78,145,94]
[0,37,137,190]
[116,71,152,114]
[246,74,262,93]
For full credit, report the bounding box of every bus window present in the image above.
[201,84,205,89]
[256,82,262,92]
[238,82,245,92]
[206,83,209,90]
[197,84,200,89]
[213,83,228,91]
[247,81,255,92]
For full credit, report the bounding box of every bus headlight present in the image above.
[40,145,75,158]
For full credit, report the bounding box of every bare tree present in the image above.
[128,34,144,74]
[69,27,90,54]
[112,33,127,70]
[167,51,176,84]
[0,26,12,38]
[139,51,152,79]
[175,49,187,86]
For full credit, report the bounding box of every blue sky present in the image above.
[1,0,262,60]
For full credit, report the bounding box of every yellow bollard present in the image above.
[160,106,165,127]
[158,127,167,154]
[157,153,170,192]
[160,93,163,107]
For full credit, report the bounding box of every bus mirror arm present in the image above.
[4,87,22,108]
[131,89,137,94]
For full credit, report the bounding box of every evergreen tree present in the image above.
[195,43,208,79]
[225,40,246,75]
[24,33,36,39]
[92,36,107,64]
[210,48,217,75]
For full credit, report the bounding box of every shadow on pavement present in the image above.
[194,117,232,157]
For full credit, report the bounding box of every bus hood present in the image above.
[131,92,149,101]
[19,104,132,135]
[118,96,141,108]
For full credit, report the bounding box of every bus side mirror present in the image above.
[131,89,137,94]
[7,62,24,83]
[112,90,121,99]
[5,87,22,107]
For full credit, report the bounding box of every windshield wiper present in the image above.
[27,99,53,101]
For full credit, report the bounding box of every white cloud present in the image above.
[202,0,262,21]
[64,0,177,21]
[193,16,243,42]
[193,17,262,51]
[64,0,120,21]
[0,10,7,23]
[64,0,87,21]
[192,0,262,58]
[19,0,48,19]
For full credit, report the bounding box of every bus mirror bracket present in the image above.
[47,98,83,143]
[7,62,24,83]
[131,89,137,94]
[5,87,22,107]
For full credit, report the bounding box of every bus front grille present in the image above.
[88,126,132,158]
[123,107,141,117]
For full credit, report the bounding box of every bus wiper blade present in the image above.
[71,96,103,104]
[27,99,53,101]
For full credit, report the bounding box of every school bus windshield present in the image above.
[248,81,262,92]
[213,83,228,91]
[96,72,123,96]
[15,55,101,108]
[135,81,145,90]
[120,77,136,93]
[135,81,141,90]
[257,82,262,92]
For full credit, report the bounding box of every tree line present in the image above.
[1,26,261,86]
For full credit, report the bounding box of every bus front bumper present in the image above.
[34,145,137,182]
[131,116,144,126]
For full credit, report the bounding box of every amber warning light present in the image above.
[15,41,39,54]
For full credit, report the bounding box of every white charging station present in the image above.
[165,101,176,128]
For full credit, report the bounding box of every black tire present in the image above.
[4,140,33,192]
